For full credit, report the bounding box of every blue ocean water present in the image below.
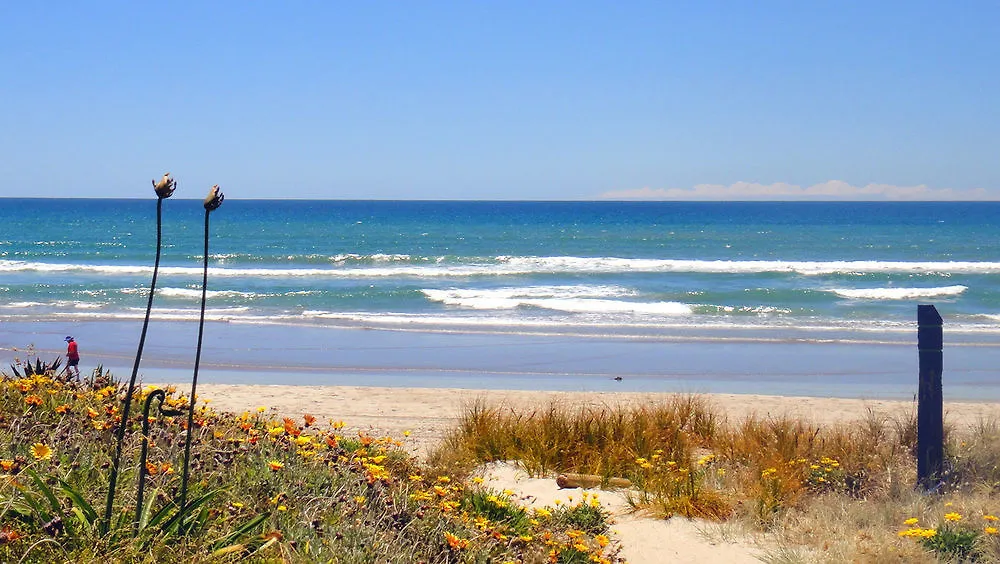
[1,199,998,346]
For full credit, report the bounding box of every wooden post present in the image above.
[917,304,944,489]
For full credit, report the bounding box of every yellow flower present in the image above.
[904,518,919,526]
[986,527,999,535]
[30,443,53,460]
[354,496,366,505]
[944,512,962,522]
[596,534,610,547]
[985,515,999,522]
[277,505,287,511]
[0,460,13,471]
[267,460,284,471]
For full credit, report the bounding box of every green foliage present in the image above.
[550,493,611,535]
[920,527,979,561]
[0,370,624,563]
[462,488,532,534]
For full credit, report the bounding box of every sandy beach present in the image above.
[159,383,1000,563]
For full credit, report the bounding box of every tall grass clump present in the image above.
[0,358,623,563]
[438,393,1000,561]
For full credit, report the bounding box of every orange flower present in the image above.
[443,531,469,550]
[325,435,339,448]
[55,404,71,414]
[87,408,99,418]
[268,460,285,471]
[303,414,316,427]
[24,395,43,407]
[145,462,159,475]
[282,417,301,437]
[0,527,23,543]
[0,460,13,472]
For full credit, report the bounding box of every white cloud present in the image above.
[599,181,996,201]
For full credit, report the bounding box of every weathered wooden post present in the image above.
[917,304,944,489]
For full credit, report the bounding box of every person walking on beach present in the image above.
[64,336,80,380]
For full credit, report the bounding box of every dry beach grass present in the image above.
[191,383,1000,563]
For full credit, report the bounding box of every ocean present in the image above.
[0,199,997,398]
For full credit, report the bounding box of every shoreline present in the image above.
[5,319,997,400]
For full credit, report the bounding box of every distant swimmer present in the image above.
[613,376,623,381]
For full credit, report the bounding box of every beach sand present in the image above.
[163,383,1000,563]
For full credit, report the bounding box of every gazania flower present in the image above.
[55,404,71,414]
[443,531,468,550]
[30,443,53,461]
[0,460,14,472]
[24,395,43,407]
[267,460,284,471]
[303,414,316,427]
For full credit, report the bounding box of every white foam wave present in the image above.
[158,288,256,299]
[5,257,1000,278]
[829,285,968,300]
[125,306,250,315]
[422,288,690,315]
[2,300,101,309]
[423,285,634,302]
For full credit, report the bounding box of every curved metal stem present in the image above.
[103,197,164,534]
[134,389,166,534]
[179,209,211,511]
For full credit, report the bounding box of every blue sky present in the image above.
[1,2,997,200]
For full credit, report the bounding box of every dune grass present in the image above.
[433,395,1000,563]
[0,361,623,563]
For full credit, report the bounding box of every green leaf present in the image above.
[60,479,98,529]
[157,490,220,536]
[25,469,61,517]
[210,513,269,552]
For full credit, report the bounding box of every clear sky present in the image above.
[1,2,997,200]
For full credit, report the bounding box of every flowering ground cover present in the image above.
[0,360,623,563]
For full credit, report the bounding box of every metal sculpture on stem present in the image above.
[178,185,224,512]
[102,173,176,534]
[134,390,183,534]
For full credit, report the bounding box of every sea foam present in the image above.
[829,285,968,300]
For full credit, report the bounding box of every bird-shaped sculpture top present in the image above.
[204,184,224,211]
[152,173,176,199]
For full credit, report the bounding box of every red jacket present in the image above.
[67,341,79,361]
